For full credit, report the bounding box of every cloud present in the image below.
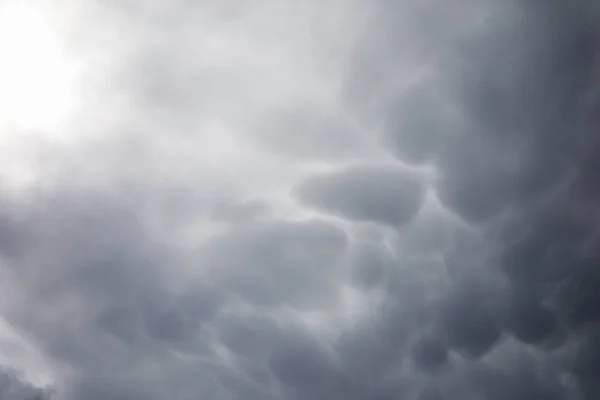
[410,334,448,371]
[209,199,271,223]
[0,367,51,400]
[251,102,381,161]
[342,0,600,397]
[1,0,600,399]
[202,218,348,308]
[295,165,426,227]
[439,275,505,358]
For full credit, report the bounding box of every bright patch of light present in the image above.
[0,3,79,132]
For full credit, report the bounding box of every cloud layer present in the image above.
[1,0,599,399]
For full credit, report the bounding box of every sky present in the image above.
[0,0,599,399]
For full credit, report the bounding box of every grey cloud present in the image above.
[0,187,223,395]
[431,0,598,223]
[380,81,451,164]
[337,0,600,396]
[252,102,381,161]
[410,334,448,371]
[0,179,352,399]
[571,328,600,399]
[391,196,472,261]
[504,284,559,345]
[347,240,395,289]
[3,0,600,399]
[347,0,598,224]
[438,276,505,359]
[63,375,151,400]
[421,0,600,397]
[0,367,51,400]
[464,362,567,400]
[267,332,338,391]
[209,199,271,223]
[335,318,400,382]
[342,0,488,117]
[216,313,353,400]
[203,218,348,309]
[217,313,279,359]
[295,165,426,227]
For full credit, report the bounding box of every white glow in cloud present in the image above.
[0,3,79,133]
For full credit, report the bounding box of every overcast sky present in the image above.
[0,0,600,399]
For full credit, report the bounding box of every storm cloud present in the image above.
[0,367,51,400]
[0,0,599,399]
[295,165,426,227]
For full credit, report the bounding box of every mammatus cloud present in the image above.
[294,165,426,227]
[0,0,599,399]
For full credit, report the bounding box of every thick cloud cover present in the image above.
[1,0,600,399]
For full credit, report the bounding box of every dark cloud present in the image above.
[0,181,352,398]
[63,375,151,400]
[504,285,559,345]
[380,83,449,165]
[340,0,600,397]
[347,241,394,289]
[410,334,448,371]
[267,333,337,390]
[466,361,567,400]
[217,313,280,359]
[295,165,426,227]
[432,0,598,223]
[203,218,348,308]
[0,187,223,396]
[345,0,599,224]
[438,276,505,359]
[0,367,51,400]
[2,0,600,399]
[570,328,600,399]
